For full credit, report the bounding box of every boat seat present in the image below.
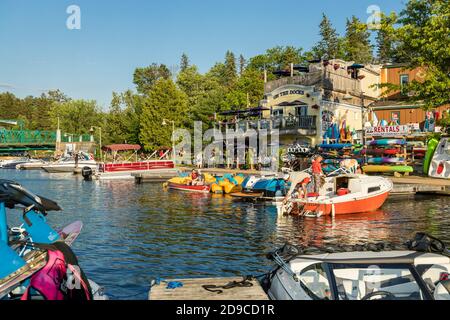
[337,188,350,196]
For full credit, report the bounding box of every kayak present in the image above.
[361,148,400,156]
[362,165,414,173]
[423,138,439,175]
[167,182,211,193]
[367,157,406,164]
[318,143,353,149]
[368,139,406,146]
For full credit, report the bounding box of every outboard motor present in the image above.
[81,166,93,181]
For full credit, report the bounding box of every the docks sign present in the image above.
[365,125,409,137]
[273,89,305,100]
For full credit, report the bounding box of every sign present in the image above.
[391,111,400,125]
[365,125,409,137]
[273,89,305,100]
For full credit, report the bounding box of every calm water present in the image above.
[2,170,450,299]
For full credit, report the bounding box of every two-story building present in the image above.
[372,63,449,130]
[216,59,381,148]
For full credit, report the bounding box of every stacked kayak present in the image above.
[363,139,413,175]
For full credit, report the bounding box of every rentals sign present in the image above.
[365,125,409,137]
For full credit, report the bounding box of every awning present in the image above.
[276,100,309,107]
[102,144,141,152]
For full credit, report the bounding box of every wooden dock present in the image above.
[133,171,179,184]
[149,277,269,300]
[389,176,450,197]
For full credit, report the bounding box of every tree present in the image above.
[376,12,400,63]
[239,54,246,76]
[378,0,450,109]
[312,14,343,60]
[343,16,374,63]
[180,53,190,72]
[247,46,306,75]
[48,100,103,135]
[133,63,172,94]
[224,51,237,87]
[139,79,188,151]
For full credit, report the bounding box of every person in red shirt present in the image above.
[311,155,324,193]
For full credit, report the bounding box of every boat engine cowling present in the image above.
[81,167,93,181]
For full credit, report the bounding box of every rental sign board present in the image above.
[365,125,410,137]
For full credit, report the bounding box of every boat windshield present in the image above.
[330,263,427,300]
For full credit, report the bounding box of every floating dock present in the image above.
[389,176,450,197]
[133,171,179,183]
[149,277,269,300]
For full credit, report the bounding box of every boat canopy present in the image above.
[102,144,141,152]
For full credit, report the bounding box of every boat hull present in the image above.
[167,182,211,193]
[301,191,389,215]
[43,163,97,173]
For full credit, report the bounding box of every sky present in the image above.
[0,0,407,108]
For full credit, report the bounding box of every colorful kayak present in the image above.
[368,139,406,146]
[423,138,439,175]
[428,138,450,179]
[167,182,211,193]
[361,148,399,156]
[318,144,353,149]
[367,157,406,164]
[362,165,414,173]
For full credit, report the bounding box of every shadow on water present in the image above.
[2,170,450,299]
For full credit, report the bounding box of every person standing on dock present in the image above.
[312,155,324,193]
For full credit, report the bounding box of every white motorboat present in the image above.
[42,153,97,173]
[282,171,393,216]
[16,159,49,170]
[1,158,30,169]
[263,233,450,300]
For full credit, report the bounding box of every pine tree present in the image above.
[180,53,190,72]
[239,54,246,76]
[224,51,237,87]
[376,12,399,63]
[312,14,342,60]
[343,16,374,63]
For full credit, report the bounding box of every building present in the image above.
[372,63,449,129]
[216,59,381,147]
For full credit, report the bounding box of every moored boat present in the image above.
[16,159,49,170]
[42,153,97,173]
[167,182,211,193]
[263,233,450,300]
[93,145,175,180]
[283,173,392,216]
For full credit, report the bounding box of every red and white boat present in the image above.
[167,182,211,193]
[283,173,393,216]
[94,144,176,180]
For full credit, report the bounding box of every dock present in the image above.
[149,277,269,300]
[133,171,179,184]
[389,176,450,197]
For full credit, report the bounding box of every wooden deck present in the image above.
[389,176,450,196]
[149,277,269,300]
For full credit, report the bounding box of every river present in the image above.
[2,170,450,299]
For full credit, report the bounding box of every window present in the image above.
[299,264,332,300]
[331,264,426,300]
[400,75,409,94]
[368,186,381,193]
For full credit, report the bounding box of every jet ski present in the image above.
[262,233,450,300]
[0,180,107,300]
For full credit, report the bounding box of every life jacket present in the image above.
[21,241,93,300]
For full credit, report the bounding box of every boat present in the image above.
[263,233,450,300]
[1,158,30,169]
[167,182,211,193]
[428,137,450,179]
[282,173,392,216]
[92,145,175,180]
[42,152,97,173]
[16,159,49,170]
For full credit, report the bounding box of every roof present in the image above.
[371,100,423,110]
[102,144,141,152]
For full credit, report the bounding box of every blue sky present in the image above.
[0,0,406,108]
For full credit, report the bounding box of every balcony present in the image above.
[216,115,317,136]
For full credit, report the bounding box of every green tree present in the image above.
[48,99,103,135]
[224,51,237,87]
[312,14,343,60]
[139,79,188,151]
[376,12,400,63]
[247,46,306,76]
[180,53,190,72]
[239,54,246,76]
[133,63,172,94]
[343,16,374,63]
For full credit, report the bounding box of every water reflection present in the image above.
[1,170,450,299]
